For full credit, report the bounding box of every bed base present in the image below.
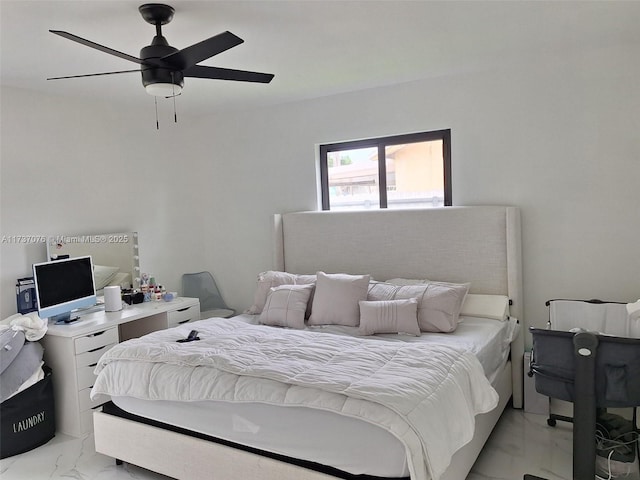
[94,412,337,480]
[94,206,523,479]
[440,359,512,480]
[93,359,513,480]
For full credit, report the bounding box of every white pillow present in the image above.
[246,271,316,314]
[395,282,469,333]
[359,299,420,336]
[367,281,398,301]
[385,278,430,286]
[93,265,120,290]
[308,272,370,327]
[460,294,510,321]
[367,281,470,333]
[259,284,314,329]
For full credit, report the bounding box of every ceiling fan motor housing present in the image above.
[47,2,274,93]
[139,4,175,26]
[140,38,184,89]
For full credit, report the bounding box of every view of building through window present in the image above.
[320,130,450,210]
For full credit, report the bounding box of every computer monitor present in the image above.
[33,255,97,324]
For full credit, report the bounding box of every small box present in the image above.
[16,277,37,314]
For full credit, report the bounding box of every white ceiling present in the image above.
[2,1,639,116]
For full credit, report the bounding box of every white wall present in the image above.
[2,41,639,344]
[187,41,640,335]
[0,88,208,316]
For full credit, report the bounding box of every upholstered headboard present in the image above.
[273,206,524,406]
[274,207,522,319]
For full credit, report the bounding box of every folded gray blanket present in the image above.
[0,328,26,375]
[0,341,44,403]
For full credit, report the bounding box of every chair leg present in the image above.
[547,413,572,427]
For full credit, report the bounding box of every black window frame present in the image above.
[319,129,452,210]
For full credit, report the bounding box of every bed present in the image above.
[91,206,524,480]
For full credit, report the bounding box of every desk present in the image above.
[41,297,200,437]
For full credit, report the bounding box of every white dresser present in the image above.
[40,297,200,437]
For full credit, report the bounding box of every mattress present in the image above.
[110,314,517,478]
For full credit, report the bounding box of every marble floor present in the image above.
[0,407,573,480]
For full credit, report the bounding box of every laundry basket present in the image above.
[1,366,55,458]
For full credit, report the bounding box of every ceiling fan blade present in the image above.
[47,69,140,80]
[50,30,147,65]
[160,31,244,70]
[183,65,274,83]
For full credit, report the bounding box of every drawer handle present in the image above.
[178,319,190,324]
[88,345,108,353]
[89,363,98,368]
[176,307,190,312]
[88,331,107,337]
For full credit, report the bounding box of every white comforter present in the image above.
[92,318,498,480]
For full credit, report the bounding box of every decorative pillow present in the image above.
[460,294,510,321]
[308,272,370,327]
[359,299,420,336]
[259,284,314,329]
[394,282,470,333]
[367,281,398,301]
[385,278,430,286]
[93,265,120,290]
[246,271,316,314]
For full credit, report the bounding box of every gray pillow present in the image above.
[359,299,420,336]
[0,341,44,403]
[259,284,314,329]
[246,271,317,315]
[308,272,370,327]
[395,282,470,333]
[0,329,25,375]
[367,281,470,332]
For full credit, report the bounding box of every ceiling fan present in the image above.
[48,3,275,98]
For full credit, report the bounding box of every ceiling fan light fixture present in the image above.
[145,82,182,97]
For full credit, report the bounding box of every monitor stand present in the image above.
[52,304,106,324]
[52,312,79,324]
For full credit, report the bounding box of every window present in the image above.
[319,130,451,210]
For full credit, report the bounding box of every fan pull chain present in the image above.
[171,73,178,123]
[155,95,159,130]
[173,94,177,123]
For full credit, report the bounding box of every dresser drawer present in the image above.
[77,364,99,390]
[75,343,116,369]
[79,387,109,411]
[167,304,200,327]
[74,328,118,354]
